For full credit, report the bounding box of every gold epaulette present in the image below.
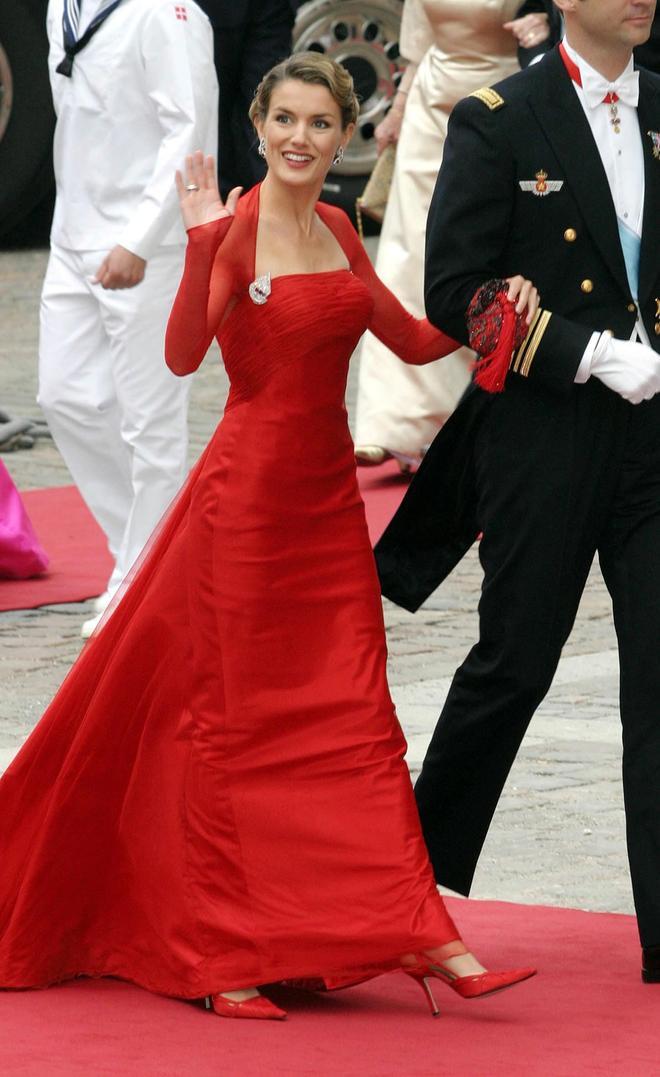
[469,87,505,111]
[511,309,552,377]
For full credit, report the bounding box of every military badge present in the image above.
[655,298,660,337]
[519,171,564,196]
[647,131,660,160]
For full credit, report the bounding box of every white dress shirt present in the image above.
[46,0,218,260]
[561,37,651,380]
[563,39,644,237]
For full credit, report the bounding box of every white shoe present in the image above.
[354,445,421,473]
[354,445,392,467]
[81,612,103,639]
[92,590,113,615]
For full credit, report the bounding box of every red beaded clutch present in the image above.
[466,279,529,393]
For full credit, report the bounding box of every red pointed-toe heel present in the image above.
[205,993,287,1021]
[403,959,537,1017]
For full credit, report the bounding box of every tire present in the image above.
[292,0,404,223]
[0,0,55,243]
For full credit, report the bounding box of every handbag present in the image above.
[355,144,396,240]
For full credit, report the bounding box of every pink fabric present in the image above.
[0,462,49,579]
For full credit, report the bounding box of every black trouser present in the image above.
[415,377,660,947]
[205,0,295,194]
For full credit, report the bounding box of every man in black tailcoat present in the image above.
[375,0,660,980]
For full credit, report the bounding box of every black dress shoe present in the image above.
[642,945,660,983]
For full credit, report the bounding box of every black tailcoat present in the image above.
[375,48,660,946]
[515,0,562,68]
[636,15,660,74]
[197,0,295,195]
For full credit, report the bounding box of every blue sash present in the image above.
[617,217,641,301]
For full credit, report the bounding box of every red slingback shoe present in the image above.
[205,993,287,1021]
[403,958,537,1017]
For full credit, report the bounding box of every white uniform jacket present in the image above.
[46,0,218,259]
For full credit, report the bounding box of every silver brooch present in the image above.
[248,272,271,305]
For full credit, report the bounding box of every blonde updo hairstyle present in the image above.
[249,51,360,131]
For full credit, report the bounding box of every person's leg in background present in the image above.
[38,244,135,592]
[97,245,191,602]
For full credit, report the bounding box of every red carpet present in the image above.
[357,458,410,543]
[0,486,112,612]
[0,465,404,612]
[0,898,656,1076]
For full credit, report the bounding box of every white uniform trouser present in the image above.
[38,243,190,597]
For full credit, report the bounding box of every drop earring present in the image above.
[332,146,345,166]
[258,136,266,158]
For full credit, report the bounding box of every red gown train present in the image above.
[0,186,462,997]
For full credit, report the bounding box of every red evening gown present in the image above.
[0,186,462,998]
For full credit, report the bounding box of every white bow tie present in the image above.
[582,69,640,110]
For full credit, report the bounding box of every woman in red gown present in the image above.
[0,54,538,1020]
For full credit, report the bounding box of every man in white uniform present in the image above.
[40,0,218,635]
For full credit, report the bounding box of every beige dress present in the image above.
[355,0,520,456]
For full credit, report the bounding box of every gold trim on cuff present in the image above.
[512,310,540,373]
[512,309,552,377]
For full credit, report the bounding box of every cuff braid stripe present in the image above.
[512,310,541,373]
[522,310,552,376]
[512,309,552,377]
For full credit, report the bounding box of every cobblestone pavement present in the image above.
[0,247,632,919]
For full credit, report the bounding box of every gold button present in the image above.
[655,324,660,336]
[564,228,577,242]
[580,279,594,294]
[627,303,636,313]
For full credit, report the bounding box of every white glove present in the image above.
[587,333,660,404]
